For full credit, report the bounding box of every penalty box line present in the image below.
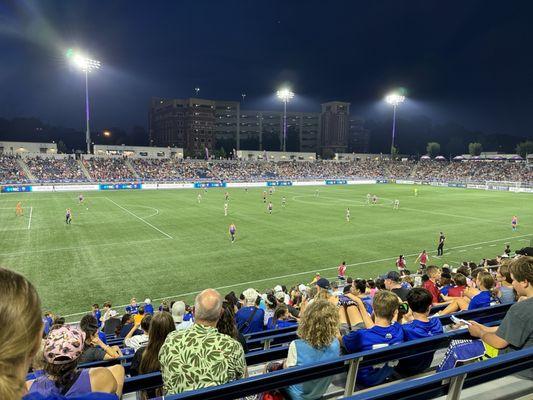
[105,197,173,239]
[62,232,532,318]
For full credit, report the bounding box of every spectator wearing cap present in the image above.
[26,325,124,398]
[124,314,152,351]
[79,315,122,363]
[143,298,154,315]
[467,256,533,379]
[384,271,410,301]
[172,301,194,330]
[235,288,265,334]
[309,272,321,285]
[274,285,290,304]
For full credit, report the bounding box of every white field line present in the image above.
[28,207,33,230]
[0,238,170,257]
[61,232,533,318]
[105,197,173,239]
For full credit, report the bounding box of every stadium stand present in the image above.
[24,156,86,183]
[0,154,28,183]
[1,156,531,184]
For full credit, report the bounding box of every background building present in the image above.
[150,97,354,157]
[349,117,370,153]
[320,101,350,156]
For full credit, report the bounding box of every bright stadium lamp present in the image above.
[66,49,101,154]
[276,88,294,152]
[384,91,405,156]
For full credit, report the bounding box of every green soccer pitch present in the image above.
[0,184,531,320]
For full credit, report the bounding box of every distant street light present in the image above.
[194,87,200,96]
[241,93,246,102]
[103,130,111,137]
[276,88,294,152]
[385,92,405,156]
[66,49,101,154]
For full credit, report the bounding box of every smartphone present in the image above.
[451,315,471,326]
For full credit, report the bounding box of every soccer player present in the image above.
[197,193,202,204]
[393,199,400,209]
[366,193,371,204]
[315,189,319,197]
[224,202,228,216]
[224,192,229,201]
[268,201,273,214]
[415,250,429,271]
[414,188,418,197]
[437,232,445,256]
[372,195,378,204]
[345,207,350,222]
[282,196,286,208]
[263,191,267,203]
[15,202,23,216]
[229,223,236,243]
[269,188,273,196]
[338,261,347,282]
[65,208,72,224]
[395,255,406,272]
[511,215,518,231]
[78,194,84,204]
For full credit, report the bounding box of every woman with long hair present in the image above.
[26,325,124,398]
[217,301,248,353]
[0,267,43,400]
[130,312,175,376]
[283,300,340,400]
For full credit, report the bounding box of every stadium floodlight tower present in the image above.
[385,92,405,157]
[67,49,101,154]
[276,88,294,152]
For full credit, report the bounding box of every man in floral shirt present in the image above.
[159,289,247,394]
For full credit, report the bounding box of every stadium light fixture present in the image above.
[276,88,295,152]
[66,49,101,154]
[385,91,405,157]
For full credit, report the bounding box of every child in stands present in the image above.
[436,271,496,315]
[395,288,443,376]
[343,291,404,387]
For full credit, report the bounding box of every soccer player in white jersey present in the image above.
[224,202,228,216]
[372,195,378,204]
[197,193,202,204]
[366,193,371,204]
[315,189,319,197]
[345,207,351,222]
[268,201,273,214]
[282,196,286,208]
[393,199,400,210]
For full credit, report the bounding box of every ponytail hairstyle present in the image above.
[0,267,42,400]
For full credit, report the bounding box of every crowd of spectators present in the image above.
[25,157,86,183]
[0,155,27,183]
[83,158,134,182]
[1,156,532,184]
[1,248,531,399]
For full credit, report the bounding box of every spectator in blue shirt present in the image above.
[437,271,496,315]
[352,280,373,315]
[125,298,139,315]
[439,272,453,296]
[284,300,341,400]
[395,288,443,376]
[236,288,265,334]
[343,291,404,387]
[92,304,102,328]
[266,304,298,330]
[143,298,154,315]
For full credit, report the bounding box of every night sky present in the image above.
[1,1,533,138]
